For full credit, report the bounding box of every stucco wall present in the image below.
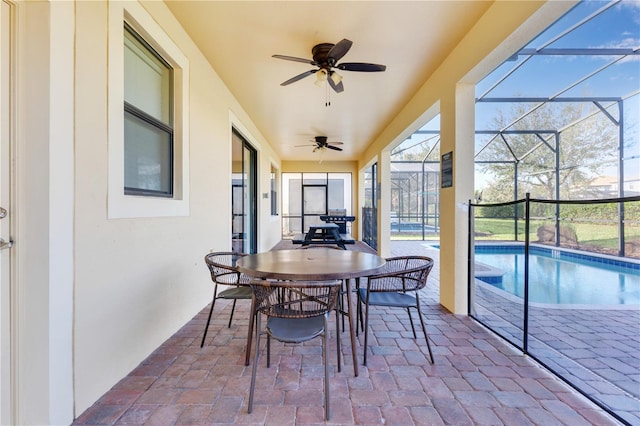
[71,0,281,416]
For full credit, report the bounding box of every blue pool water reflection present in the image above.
[474,246,640,305]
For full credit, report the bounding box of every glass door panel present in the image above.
[281,172,352,238]
[242,143,256,253]
[231,129,257,253]
[302,185,327,231]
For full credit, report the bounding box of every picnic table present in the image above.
[292,223,355,250]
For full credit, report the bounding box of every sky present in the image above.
[395,0,640,190]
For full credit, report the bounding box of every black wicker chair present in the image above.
[201,252,252,347]
[357,256,435,365]
[248,278,342,421]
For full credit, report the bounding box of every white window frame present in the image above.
[108,1,189,218]
[123,23,174,197]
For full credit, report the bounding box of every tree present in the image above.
[476,101,618,202]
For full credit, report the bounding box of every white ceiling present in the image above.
[165,1,492,161]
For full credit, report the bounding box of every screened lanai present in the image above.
[386,2,639,424]
[389,0,639,249]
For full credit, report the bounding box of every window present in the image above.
[124,24,173,197]
[108,1,190,219]
[281,172,352,237]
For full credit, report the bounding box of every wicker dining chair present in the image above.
[201,252,253,348]
[248,278,342,421]
[357,255,435,366]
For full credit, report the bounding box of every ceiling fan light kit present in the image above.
[329,70,342,85]
[314,69,328,86]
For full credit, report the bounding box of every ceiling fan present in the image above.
[296,136,344,152]
[273,39,386,93]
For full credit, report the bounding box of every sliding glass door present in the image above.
[281,172,352,237]
[231,129,257,254]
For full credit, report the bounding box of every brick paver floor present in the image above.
[73,241,622,425]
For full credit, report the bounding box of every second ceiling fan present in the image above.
[273,38,386,93]
[296,136,344,152]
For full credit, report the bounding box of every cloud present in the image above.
[618,0,640,24]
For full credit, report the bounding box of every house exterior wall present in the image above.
[13,0,281,423]
[73,0,282,416]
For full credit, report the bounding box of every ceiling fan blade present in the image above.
[280,70,316,86]
[337,62,386,72]
[328,77,344,93]
[272,54,316,65]
[327,39,353,63]
[326,144,343,151]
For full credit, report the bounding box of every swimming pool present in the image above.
[473,245,640,305]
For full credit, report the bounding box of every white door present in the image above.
[0,1,14,423]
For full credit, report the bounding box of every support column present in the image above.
[438,83,475,314]
[377,151,391,257]
[17,1,75,424]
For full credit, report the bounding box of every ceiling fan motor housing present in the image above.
[312,43,336,68]
[315,136,328,145]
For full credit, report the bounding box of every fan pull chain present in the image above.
[325,83,331,107]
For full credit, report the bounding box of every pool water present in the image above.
[474,246,640,305]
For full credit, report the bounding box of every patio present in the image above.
[72,241,621,425]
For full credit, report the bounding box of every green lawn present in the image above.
[391,217,639,255]
[473,218,636,248]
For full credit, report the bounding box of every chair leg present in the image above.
[415,301,434,364]
[340,279,347,332]
[363,298,370,366]
[266,334,271,368]
[227,299,238,328]
[356,289,362,336]
[355,295,360,337]
[200,294,218,348]
[338,285,345,332]
[357,282,365,333]
[406,307,418,339]
[245,297,257,366]
[323,315,330,421]
[335,308,342,373]
[346,278,360,378]
[248,313,262,413]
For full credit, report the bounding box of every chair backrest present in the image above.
[250,279,342,319]
[204,252,247,285]
[367,256,434,293]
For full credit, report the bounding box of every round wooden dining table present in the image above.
[237,249,386,376]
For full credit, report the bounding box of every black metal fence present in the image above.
[468,194,640,425]
[362,206,377,250]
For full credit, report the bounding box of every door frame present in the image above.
[0,1,15,423]
[301,183,328,232]
[231,128,257,254]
